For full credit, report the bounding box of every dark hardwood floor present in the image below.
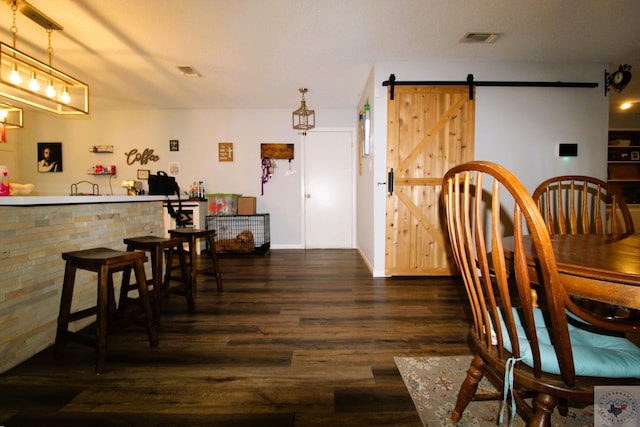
[0,249,472,427]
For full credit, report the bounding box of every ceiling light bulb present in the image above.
[28,72,40,92]
[45,80,56,98]
[621,102,632,110]
[9,63,21,85]
[61,86,71,104]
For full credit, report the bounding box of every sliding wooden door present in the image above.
[386,85,475,276]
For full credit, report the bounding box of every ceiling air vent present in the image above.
[460,32,501,44]
[177,65,201,77]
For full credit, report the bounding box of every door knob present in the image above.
[306,194,311,198]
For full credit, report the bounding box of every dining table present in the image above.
[503,233,640,310]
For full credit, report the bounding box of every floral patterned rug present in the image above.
[394,355,594,427]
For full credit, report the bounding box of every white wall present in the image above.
[361,60,609,276]
[13,108,355,248]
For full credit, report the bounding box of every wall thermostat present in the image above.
[559,143,578,157]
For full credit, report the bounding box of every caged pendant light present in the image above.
[0,0,89,115]
[292,87,315,130]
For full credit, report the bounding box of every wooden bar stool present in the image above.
[168,228,223,291]
[54,247,158,374]
[121,235,193,323]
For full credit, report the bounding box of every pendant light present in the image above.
[0,0,89,115]
[292,88,315,130]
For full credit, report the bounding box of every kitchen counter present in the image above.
[0,197,168,373]
[0,195,176,206]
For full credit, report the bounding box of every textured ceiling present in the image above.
[1,0,639,112]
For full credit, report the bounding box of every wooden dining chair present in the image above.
[532,175,634,235]
[442,161,640,426]
[533,175,635,319]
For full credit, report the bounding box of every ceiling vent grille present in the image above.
[460,32,501,44]
[177,66,201,77]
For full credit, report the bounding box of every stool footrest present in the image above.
[68,306,98,323]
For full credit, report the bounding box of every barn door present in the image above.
[386,85,475,276]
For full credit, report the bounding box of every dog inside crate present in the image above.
[216,230,255,253]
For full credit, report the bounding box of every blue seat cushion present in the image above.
[496,308,640,378]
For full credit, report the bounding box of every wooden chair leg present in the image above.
[107,274,117,318]
[450,354,485,422]
[530,393,556,427]
[207,232,223,291]
[150,245,163,324]
[54,261,76,359]
[178,245,195,312]
[163,248,173,290]
[118,264,133,311]
[133,258,158,347]
[557,398,569,417]
[96,265,110,374]
[187,235,197,289]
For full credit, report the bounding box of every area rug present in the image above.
[394,355,594,426]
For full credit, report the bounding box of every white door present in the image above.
[303,129,355,248]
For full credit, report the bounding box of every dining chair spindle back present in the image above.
[532,175,634,235]
[533,175,635,319]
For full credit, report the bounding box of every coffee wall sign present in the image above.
[125,148,160,165]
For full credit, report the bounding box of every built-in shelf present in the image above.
[608,130,640,205]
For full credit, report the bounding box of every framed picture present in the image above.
[168,162,180,176]
[37,142,62,172]
[169,139,179,151]
[137,169,150,180]
[632,151,640,161]
[218,142,234,162]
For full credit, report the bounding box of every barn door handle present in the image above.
[387,168,394,195]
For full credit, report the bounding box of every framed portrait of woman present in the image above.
[37,142,63,173]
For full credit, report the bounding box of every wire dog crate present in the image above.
[206,214,270,254]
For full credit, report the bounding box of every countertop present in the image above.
[0,195,177,206]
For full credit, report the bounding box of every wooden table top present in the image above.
[504,233,640,308]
